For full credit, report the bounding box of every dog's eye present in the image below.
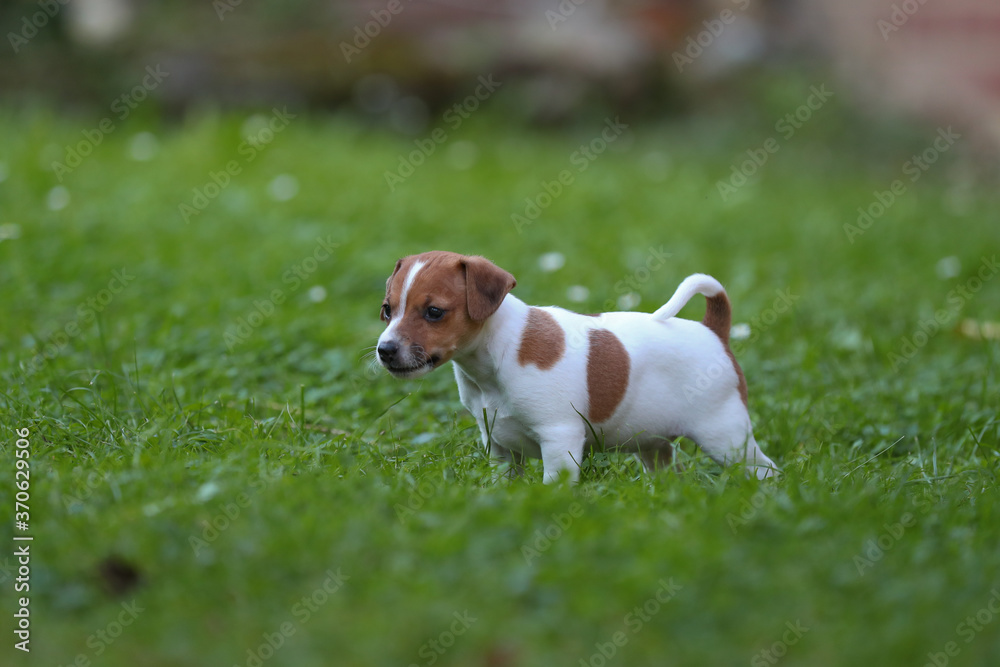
[425,306,445,322]
[381,303,391,321]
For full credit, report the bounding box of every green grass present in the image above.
[1,93,999,667]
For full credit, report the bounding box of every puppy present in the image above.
[376,251,777,483]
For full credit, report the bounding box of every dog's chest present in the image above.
[452,363,542,454]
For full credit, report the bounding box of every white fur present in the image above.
[449,277,778,483]
[382,260,424,340]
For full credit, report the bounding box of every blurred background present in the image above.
[3,0,1000,148]
[4,4,1000,666]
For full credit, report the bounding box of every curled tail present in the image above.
[650,273,732,343]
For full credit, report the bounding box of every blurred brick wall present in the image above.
[803,0,1000,150]
[0,0,721,116]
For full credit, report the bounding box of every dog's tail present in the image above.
[650,273,732,343]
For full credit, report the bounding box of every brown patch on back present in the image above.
[701,289,748,407]
[517,308,565,370]
[586,328,630,423]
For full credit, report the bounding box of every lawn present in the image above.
[1,83,999,666]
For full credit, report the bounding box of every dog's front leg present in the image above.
[469,407,525,481]
[538,423,586,484]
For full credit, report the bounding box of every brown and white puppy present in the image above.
[377,251,777,483]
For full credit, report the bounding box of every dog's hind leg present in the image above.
[490,444,525,480]
[636,441,678,473]
[538,422,587,484]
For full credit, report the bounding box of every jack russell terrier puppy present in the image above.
[376,251,778,483]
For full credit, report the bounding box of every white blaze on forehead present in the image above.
[384,260,425,336]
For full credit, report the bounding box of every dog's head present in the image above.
[376,251,516,379]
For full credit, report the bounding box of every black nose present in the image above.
[377,340,399,363]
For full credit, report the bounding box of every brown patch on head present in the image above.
[586,328,630,423]
[381,251,516,370]
[517,308,565,370]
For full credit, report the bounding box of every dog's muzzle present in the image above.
[377,340,440,378]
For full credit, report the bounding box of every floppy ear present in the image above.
[462,256,516,322]
[384,258,404,299]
